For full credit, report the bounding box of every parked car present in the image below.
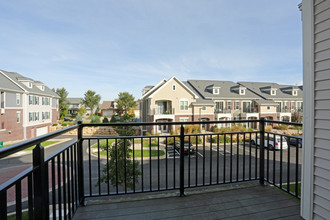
[286,136,303,148]
[64,117,73,121]
[175,141,196,154]
[250,135,288,150]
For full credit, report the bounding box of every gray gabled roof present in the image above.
[1,69,60,98]
[0,70,24,93]
[238,82,303,100]
[186,80,261,100]
[68,98,83,104]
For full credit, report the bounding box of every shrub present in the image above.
[52,123,58,126]
[145,132,151,136]
[91,115,101,123]
[110,115,117,122]
[211,135,231,144]
[75,114,83,124]
[265,126,272,132]
[103,116,109,123]
[62,122,69,127]
[274,124,288,130]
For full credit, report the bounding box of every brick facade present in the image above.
[0,109,24,142]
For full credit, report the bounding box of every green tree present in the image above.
[81,90,101,115]
[99,92,140,189]
[54,88,69,118]
[77,106,87,116]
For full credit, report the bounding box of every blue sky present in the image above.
[0,0,302,101]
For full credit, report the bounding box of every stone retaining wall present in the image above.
[50,126,118,136]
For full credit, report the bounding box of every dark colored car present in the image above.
[175,141,196,154]
[64,117,73,121]
[286,136,302,148]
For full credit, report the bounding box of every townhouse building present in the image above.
[238,82,303,122]
[140,76,303,133]
[0,70,59,142]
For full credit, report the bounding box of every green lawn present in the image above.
[8,211,29,220]
[282,182,301,197]
[91,139,116,148]
[96,149,165,158]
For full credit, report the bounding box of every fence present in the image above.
[0,118,302,219]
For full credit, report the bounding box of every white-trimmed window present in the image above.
[271,89,276,95]
[213,88,219,94]
[179,99,189,111]
[16,94,20,105]
[180,117,189,122]
[202,106,206,111]
[293,90,298,96]
[239,89,245,95]
[267,106,271,110]
[172,84,176,91]
[16,111,21,123]
[227,101,231,110]
[28,82,33,88]
[235,101,240,110]
[0,91,5,109]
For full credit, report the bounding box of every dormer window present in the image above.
[41,85,45,91]
[293,90,298,96]
[213,88,219,94]
[271,89,276,96]
[28,82,33,88]
[239,89,245,95]
[172,84,176,91]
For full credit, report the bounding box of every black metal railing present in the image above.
[0,118,302,219]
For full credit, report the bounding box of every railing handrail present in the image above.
[0,124,79,159]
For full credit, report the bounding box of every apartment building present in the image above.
[238,82,303,122]
[140,76,303,133]
[0,70,59,142]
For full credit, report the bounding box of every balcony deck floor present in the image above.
[73,182,302,220]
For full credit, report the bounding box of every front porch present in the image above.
[74,182,302,220]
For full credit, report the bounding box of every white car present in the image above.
[251,135,288,150]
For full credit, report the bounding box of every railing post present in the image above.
[33,143,48,220]
[259,117,265,185]
[77,121,85,205]
[179,124,185,196]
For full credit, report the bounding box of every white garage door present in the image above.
[36,126,48,136]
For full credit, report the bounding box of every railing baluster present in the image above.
[173,136,176,189]
[28,173,33,220]
[124,138,127,193]
[16,182,22,220]
[223,134,226,184]
[267,132,270,182]
[88,139,92,196]
[165,137,168,190]
[295,137,299,197]
[259,118,265,185]
[133,138,136,193]
[203,134,205,186]
[273,134,276,185]
[158,137,160,191]
[210,134,213,184]
[115,139,119,194]
[280,136,283,189]
[67,149,71,219]
[249,132,252,180]
[33,143,48,220]
[195,135,198,187]
[77,122,85,205]
[57,155,62,220]
[236,133,239,181]
[62,152,67,220]
[149,137,151,192]
[97,139,101,195]
[179,125,185,196]
[0,190,7,220]
[243,133,246,181]
[106,139,110,195]
[188,136,191,187]
[141,137,144,192]
[216,134,219,184]
[287,137,291,193]
[230,133,233,183]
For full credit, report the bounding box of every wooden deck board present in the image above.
[73,184,302,220]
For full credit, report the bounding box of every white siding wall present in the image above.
[313,0,330,219]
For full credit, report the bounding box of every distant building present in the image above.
[99,101,116,117]
[139,76,303,133]
[0,69,59,142]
